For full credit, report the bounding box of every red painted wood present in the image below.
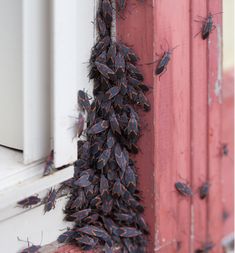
[117,0,223,253]
[221,69,234,237]
[154,0,191,253]
[207,1,223,252]
[190,0,208,251]
[116,1,155,251]
[153,1,191,253]
[52,1,225,253]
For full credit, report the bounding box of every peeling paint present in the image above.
[214,25,223,103]
[190,205,195,253]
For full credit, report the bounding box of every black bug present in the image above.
[155,44,179,76]
[43,150,55,176]
[61,0,149,252]
[87,120,109,135]
[199,182,210,199]
[175,181,193,197]
[44,188,57,213]
[197,12,222,40]
[221,143,229,156]
[17,195,41,208]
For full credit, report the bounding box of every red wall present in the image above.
[52,1,233,253]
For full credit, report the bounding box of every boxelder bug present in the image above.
[17,195,41,208]
[199,182,210,199]
[194,12,222,40]
[18,234,43,253]
[175,181,193,197]
[43,150,55,176]
[155,44,179,76]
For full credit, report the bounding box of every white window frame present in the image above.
[0,0,97,217]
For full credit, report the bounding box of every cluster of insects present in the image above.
[17,188,57,214]
[56,1,149,252]
[17,2,222,252]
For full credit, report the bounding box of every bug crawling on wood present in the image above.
[43,188,57,213]
[199,182,210,199]
[175,181,193,197]
[220,143,229,156]
[155,44,179,76]
[195,12,222,40]
[17,195,41,208]
[43,150,55,176]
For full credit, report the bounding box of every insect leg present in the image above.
[193,29,202,38]
[158,67,167,80]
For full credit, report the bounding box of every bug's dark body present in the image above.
[43,150,54,176]
[17,196,41,208]
[199,182,210,199]
[202,14,213,40]
[222,143,229,156]
[175,182,193,196]
[44,188,57,213]
[155,51,171,75]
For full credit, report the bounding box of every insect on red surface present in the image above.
[175,181,193,197]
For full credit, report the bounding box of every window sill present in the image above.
[0,146,74,220]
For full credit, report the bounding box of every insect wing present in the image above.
[105,86,121,100]
[124,166,137,193]
[112,179,123,198]
[97,14,108,37]
[57,231,76,243]
[97,148,111,170]
[74,174,91,188]
[115,52,125,78]
[199,182,210,199]
[107,43,116,67]
[110,111,121,135]
[100,175,109,198]
[101,0,113,26]
[76,234,98,247]
[87,120,109,135]
[175,182,193,196]
[71,208,91,221]
[115,143,128,174]
[107,130,116,149]
[77,225,111,242]
[95,61,115,80]
[114,227,142,238]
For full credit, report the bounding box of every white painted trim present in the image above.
[0,163,73,218]
[23,0,51,164]
[0,196,72,253]
[52,0,96,167]
[52,0,78,167]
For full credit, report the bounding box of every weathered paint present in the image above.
[221,69,234,237]
[116,0,223,253]
[190,1,208,252]
[116,1,155,251]
[207,1,223,253]
[49,1,226,253]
